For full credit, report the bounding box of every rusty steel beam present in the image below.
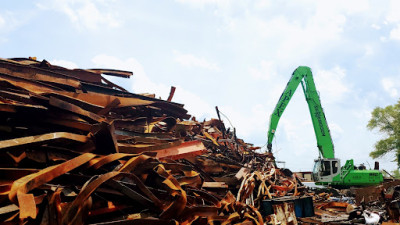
[118,141,182,154]
[167,86,176,102]
[202,182,228,188]
[0,132,88,149]
[86,68,133,78]
[60,91,154,108]
[0,73,62,94]
[49,97,104,123]
[0,59,82,89]
[155,140,208,160]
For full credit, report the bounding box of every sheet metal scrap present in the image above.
[171,115,311,224]
[0,57,272,225]
[10,57,399,225]
[354,179,400,205]
[0,149,266,224]
[176,117,306,199]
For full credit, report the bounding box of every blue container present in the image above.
[294,198,303,217]
[261,196,315,218]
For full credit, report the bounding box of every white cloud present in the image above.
[0,15,5,28]
[0,14,6,42]
[175,0,219,4]
[390,25,400,40]
[49,59,78,69]
[173,86,214,119]
[386,0,400,23]
[313,67,350,103]
[340,0,370,14]
[328,123,344,140]
[364,45,374,56]
[207,2,348,64]
[383,0,400,41]
[175,0,230,9]
[279,14,345,61]
[0,15,7,44]
[173,50,221,71]
[37,0,121,30]
[249,60,277,80]
[254,0,272,9]
[371,24,381,30]
[280,117,306,143]
[0,11,27,35]
[381,77,400,98]
[216,103,270,143]
[92,54,136,72]
[91,54,214,119]
[275,110,315,158]
[92,54,168,95]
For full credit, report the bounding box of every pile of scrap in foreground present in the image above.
[0,58,305,224]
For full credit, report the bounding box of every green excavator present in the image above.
[267,66,383,187]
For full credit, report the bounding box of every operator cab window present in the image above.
[321,160,331,176]
[332,161,338,174]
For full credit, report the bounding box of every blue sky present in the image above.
[1,0,400,172]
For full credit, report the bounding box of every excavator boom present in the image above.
[266,66,383,187]
[267,66,334,158]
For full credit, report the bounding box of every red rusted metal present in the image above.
[0,57,309,225]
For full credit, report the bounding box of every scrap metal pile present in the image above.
[299,180,400,225]
[0,58,305,224]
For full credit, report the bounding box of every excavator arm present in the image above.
[267,66,334,158]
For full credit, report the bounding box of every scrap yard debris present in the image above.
[0,57,302,225]
[0,57,399,225]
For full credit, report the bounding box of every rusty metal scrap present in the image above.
[7,57,396,225]
[0,57,277,224]
[0,132,89,149]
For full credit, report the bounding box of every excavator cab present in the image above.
[312,158,341,184]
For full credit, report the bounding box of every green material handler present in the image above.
[267,66,383,187]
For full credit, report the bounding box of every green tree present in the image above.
[367,100,400,166]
